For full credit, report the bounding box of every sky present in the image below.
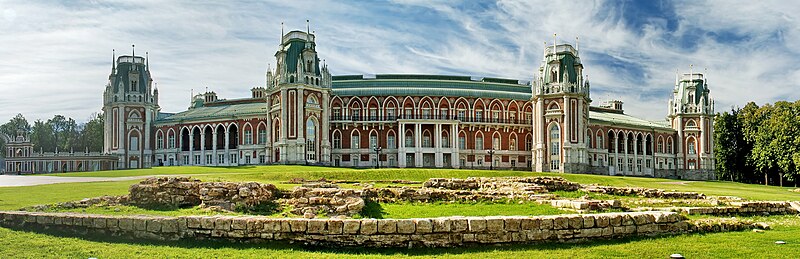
[2,0,800,124]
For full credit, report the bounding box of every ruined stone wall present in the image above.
[581,185,706,199]
[127,177,278,212]
[285,187,364,218]
[0,210,761,248]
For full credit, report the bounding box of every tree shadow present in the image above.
[358,201,385,219]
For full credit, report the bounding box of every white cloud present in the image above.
[0,0,799,126]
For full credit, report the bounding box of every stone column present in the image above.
[415,123,422,167]
[633,134,638,176]
[321,92,330,164]
[563,96,570,166]
[266,96,273,164]
[297,88,305,164]
[212,132,217,165]
[623,134,629,175]
[434,123,443,167]
[188,132,194,165]
[224,129,230,166]
[398,123,406,168]
[451,123,459,168]
[280,89,288,163]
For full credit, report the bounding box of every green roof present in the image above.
[283,38,320,76]
[589,110,672,131]
[156,102,267,124]
[331,76,531,100]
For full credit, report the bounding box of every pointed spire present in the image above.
[552,33,557,55]
[131,44,135,71]
[281,21,284,38]
[307,19,310,35]
[543,41,547,61]
[146,52,149,71]
[575,36,579,55]
[111,49,116,74]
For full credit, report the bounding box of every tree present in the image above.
[739,102,773,185]
[30,120,55,153]
[78,113,104,152]
[714,108,745,182]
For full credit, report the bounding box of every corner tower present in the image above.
[532,39,591,173]
[264,27,332,165]
[667,70,715,174]
[103,48,159,169]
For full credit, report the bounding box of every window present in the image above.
[458,110,466,121]
[387,108,395,119]
[130,136,139,151]
[259,129,267,144]
[550,143,559,155]
[549,124,560,169]
[597,134,604,149]
[230,154,238,164]
[688,139,696,154]
[657,140,663,153]
[194,155,200,164]
[492,110,500,122]
[628,158,633,172]
[369,108,377,120]
[352,108,360,120]
[667,138,674,153]
[459,136,466,149]
[476,136,484,150]
[637,159,642,172]
[509,138,516,151]
[244,130,252,145]
[423,132,432,148]
[333,132,341,149]
[688,161,696,169]
[442,134,450,148]
[351,132,360,149]
[206,154,212,164]
[440,108,449,119]
[168,134,175,149]
[183,156,189,165]
[156,133,164,149]
[306,119,316,161]
[405,131,414,147]
[259,155,265,164]
[526,136,533,151]
[130,81,137,92]
[493,136,500,150]
[422,109,431,119]
[476,110,483,121]
[218,154,225,164]
[387,134,396,149]
[369,133,378,148]
[333,109,341,120]
[245,155,251,164]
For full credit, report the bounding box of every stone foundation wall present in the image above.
[127,177,278,212]
[581,185,705,199]
[423,177,581,192]
[285,187,365,218]
[0,210,760,248]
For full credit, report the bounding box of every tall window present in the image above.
[492,110,500,122]
[156,133,164,149]
[351,131,360,149]
[259,129,267,144]
[525,135,533,151]
[405,131,414,147]
[476,110,483,121]
[130,135,139,151]
[458,135,466,149]
[657,139,663,153]
[442,133,450,148]
[387,133,396,149]
[509,138,516,151]
[493,135,500,150]
[333,109,341,120]
[458,110,466,121]
[688,139,696,154]
[244,129,252,145]
[387,108,395,119]
[352,108,360,120]
[597,134,604,149]
[667,138,674,153]
[130,81,137,92]
[306,119,316,161]
[369,132,378,148]
[369,108,377,120]
[168,133,175,149]
[549,124,560,170]
[333,132,341,149]
[476,135,484,150]
[423,131,432,148]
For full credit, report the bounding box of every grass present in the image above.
[5,165,800,257]
[1,215,799,258]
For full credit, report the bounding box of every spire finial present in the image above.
[552,33,557,55]
[281,21,284,37]
[146,51,149,71]
[112,49,116,73]
[575,36,579,54]
[132,44,135,57]
[307,19,310,35]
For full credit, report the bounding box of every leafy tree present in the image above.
[30,120,55,152]
[77,113,104,152]
[0,113,31,156]
[714,108,750,182]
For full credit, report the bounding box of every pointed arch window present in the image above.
[351,131,360,149]
[306,119,317,161]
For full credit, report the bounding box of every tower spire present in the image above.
[307,19,310,35]
[575,36,579,55]
[553,33,557,55]
[146,51,149,71]
[111,49,116,74]
[131,44,135,71]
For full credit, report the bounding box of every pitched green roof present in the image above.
[331,76,531,100]
[156,102,267,124]
[589,110,672,131]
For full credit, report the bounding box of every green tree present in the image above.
[739,102,773,185]
[714,108,748,182]
[30,120,56,152]
[764,101,800,186]
[78,113,104,152]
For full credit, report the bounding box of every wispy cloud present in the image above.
[1,0,799,124]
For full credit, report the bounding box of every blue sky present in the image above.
[2,0,800,123]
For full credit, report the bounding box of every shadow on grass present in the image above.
[2,225,708,256]
[358,201,386,219]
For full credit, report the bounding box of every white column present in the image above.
[623,134,629,175]
[188,132,194,165]
[266,97,272,164]
[451,123,459,168]
[280,89,288,162]
[212,132,217,165]
[633,134,638,175]
[398,123,406,168]
[321,92,330,164]
[297,88,305,163]
[224,129,230,166]
[434,123,442,167]
[200,131,206,165]
[415,123,422,167]
[563,96,570,165]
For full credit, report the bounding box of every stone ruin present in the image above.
[284,185,365,218]
[126,177,278,212]
[199,181,278,211]
[580,185,706,200]
[128,177,201,208]
[364,176,580,203]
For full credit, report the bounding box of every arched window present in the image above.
[168,129,176,149]
[387,131,396,149]
[509,137,516,151]
[687,138,696,155]
[442,131,450,148]
[306,119,317,161]
[596,132,604,150]
[405,130,414,147]
[306,95,319,105]
[244,125,253,145]
[657,137,664,153]
[667,137,674,153]
[458,132,466,149]
[586,129,593,148]
[369,131,378,148]
[156,131,164,149]
[333,131,341,149]
[422,130,432,148]
[475,132,484,150]
[492,133,501,150]
[525,134,533,151]
[351,131,360,149]
[549,124,560,170]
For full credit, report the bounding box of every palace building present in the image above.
[7,28,717,179]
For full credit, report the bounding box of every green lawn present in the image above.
[4,165,800,258]
[1,215,799,258]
